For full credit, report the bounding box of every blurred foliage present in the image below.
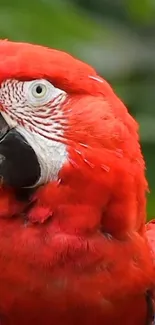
[0,0,154,218]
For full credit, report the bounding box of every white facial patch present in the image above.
[0,79,68,186]
[16,125,68,186]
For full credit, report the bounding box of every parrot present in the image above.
[0,39,154,325]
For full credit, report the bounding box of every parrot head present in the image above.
[0,40,148,238]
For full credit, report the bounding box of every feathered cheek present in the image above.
[0,113,41,188]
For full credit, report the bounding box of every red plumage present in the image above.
[0,40,154,324]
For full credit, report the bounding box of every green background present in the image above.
[0,0,154,219]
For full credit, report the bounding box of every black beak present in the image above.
[0,114,40,188]
[0,113,10,140]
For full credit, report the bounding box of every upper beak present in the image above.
[0,113,10,141]
[0,112,40,188]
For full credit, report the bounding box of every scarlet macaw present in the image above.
[0,40,154,324]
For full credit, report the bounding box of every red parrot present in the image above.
[0,39,154,325]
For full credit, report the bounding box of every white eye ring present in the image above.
[24,79,64,107]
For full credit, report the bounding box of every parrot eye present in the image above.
[32,83,47,98]
[25,79,60,107]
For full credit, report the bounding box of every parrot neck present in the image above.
[0,170,147,239]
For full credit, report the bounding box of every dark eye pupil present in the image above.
[36,85,43,94]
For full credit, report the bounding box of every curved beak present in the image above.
[0,113,41,188]
[0,113,10,141]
